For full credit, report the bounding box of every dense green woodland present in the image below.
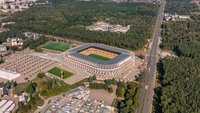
[116,81,140,113]
[165,3,199,15]
[165,0,199,15]
[157,58,200,113]
[161,15,200,58]
[155,14,200,113]
[0,0,159,50]
[166,0,192,2]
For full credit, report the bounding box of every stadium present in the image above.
[65,43,135,80]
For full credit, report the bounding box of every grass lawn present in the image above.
[88,54,111,61]
[15,83,28,94]
[112,98,119,107]
[40,41,72,52]
[48,67,73,79]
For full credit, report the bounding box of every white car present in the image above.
[145,85,148,90]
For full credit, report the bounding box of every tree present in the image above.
[89,83,108,90]
[104,79,117,85]
[88,75,96,82]
[5,81,11,89]
[154,14,200,113]
[25,82,37,94]
[108,87,113,93]
[116,87,125,97]
[137,54,144,59]
[35,48,43,52]
[116,81,140,112]
[11,81,17,88]
[1,1,159,51]
[37,73,45,79]
[47,81,53,90]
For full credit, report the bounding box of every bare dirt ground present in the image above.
[135,39,152,55]
[89,89,116,106]
[0,77,8,83]
[63,74,85,85]
[118,56,144,81]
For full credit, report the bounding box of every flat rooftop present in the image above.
[0,100,15,113]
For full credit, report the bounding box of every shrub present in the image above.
[88,75,96,82]
[108,87,114,93]
[35,48,43,52]
[37,73,45,79]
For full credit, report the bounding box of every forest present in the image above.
[155,13,200,113]
[164,3,199,15]
[115,81,141,113]
[0,0,159,50]
[165,0,199,15]
[166,0,192,2]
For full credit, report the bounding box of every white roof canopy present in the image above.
[0,69,20,80]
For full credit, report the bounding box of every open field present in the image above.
[88,54,111,61]
[48,67,73,79]
[40,41,72,52]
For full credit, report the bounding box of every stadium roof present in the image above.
[68,43,132,65]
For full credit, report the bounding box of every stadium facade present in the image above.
[65,43,135,80]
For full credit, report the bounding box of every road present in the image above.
[136,1,165,113]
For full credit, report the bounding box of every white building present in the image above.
[0,44,7,52]
[164,13,190,21]
[0,100,15,113]
[0,0,15,3]
[7,37,23,46]
[2,22,15,26]
[18,92,30,104]
[0,0,36,3]
[179,15,190,19]
[0,69,21,80]
[87,22,130,33]
[23,32,40,40]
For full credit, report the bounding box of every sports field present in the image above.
[88,54,111,61]
[40,41,72,52]
[48,67,73,79]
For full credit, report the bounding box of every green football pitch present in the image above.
[48,67,73,79]
[88,54,111,61]
[40,41,72,52]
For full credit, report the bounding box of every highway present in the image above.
[136,1,165,113]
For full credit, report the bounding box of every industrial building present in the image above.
[86,22,130,33]
[65,43,135,80]
[6,37,23,46]
[45,86,114,113]
[0,100,16,113]
[0,44,7,52]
